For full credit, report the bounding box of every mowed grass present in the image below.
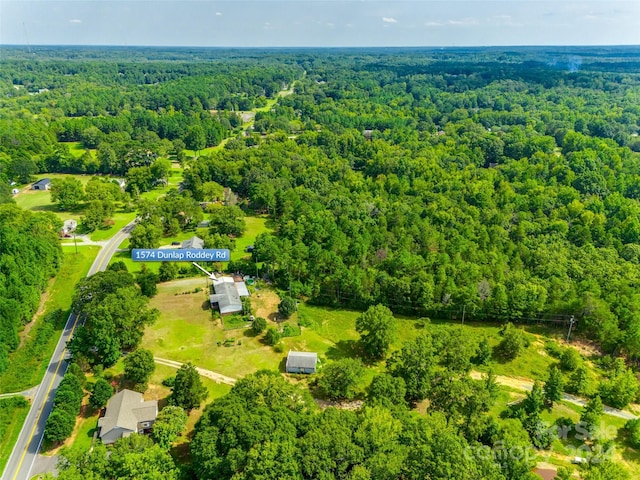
[0,397,30,474]
[0,246,98,393]
[231,216,271,262]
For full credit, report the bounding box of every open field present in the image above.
[60,141,97,159]
[0,246,99,394]
[0,397,30,474]
[230,216,271,262]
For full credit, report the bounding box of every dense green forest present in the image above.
[3,46,640,353]
[0,204,62,373]
[2,46,640,478]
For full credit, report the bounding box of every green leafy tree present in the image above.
[598,359,639,409]
[623,418,640,448]
[473,338,493,365]
[580,395,604,439]
[136,269,159,297]
[543,365,564,407]
[152,406,188,449]
[185,125,207,153]
[387,332,437,403]
[158,262,178,282]
[252,317,267,334]
[318,358,364,400]
[584,459,630,480]
[129,223,161,249]
[264,326,281,346]
[124,349,156,386]
[51,177,84,211]
[44,408,76,443]
[496,323,526,360]
[355,304,396,360]
[89,377,114,409]
[567,364,597,396]
[109,434,178,480]
[367,373,407,409]
[278,296,297,319]
[170,362,207,411]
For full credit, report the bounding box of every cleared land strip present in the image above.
[153,357,237,385]
[470,370,637,420]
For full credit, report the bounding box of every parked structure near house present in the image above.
[98,389,158,445]
[32,178,51,190]
[61,219,77,235]
[11,188,20,195]
[209,276,250,315]
[285,351,318,374]
[182,236,204,249]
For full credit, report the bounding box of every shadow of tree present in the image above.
[325,340,359,361]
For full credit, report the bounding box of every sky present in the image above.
[1,0,639,47]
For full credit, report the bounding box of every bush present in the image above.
[264,327,281,346]
[496,323,526,360]
[282,323,301,337]
[560,348,581,371]
[624,418,640,448]
[252,317,267,334]
[162,376,176,388]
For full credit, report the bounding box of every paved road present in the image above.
[2,221,136,480]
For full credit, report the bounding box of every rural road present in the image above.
[2,220,136,480]
[470,371,638,421]
[154,357,237,386]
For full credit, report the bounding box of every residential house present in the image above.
[98,389,158,445]
[182,236,204,249]
[209,276,250,315]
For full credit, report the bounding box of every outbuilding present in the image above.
[32,178,51,190]
[285,351,318,374]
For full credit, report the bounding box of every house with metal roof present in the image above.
[97,389,158,445]
[209,276,249,315]
[32,178,51,190]
[285,351,318,374]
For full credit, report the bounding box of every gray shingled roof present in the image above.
[182,236,204,249]
[286,351,318,370]
[98,389,157,439]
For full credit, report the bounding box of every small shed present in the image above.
[32,178,51,190]
[286,351,318,374]
[11,188,20,195]
[182,236,204,249]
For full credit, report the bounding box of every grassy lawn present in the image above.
[0,397,30,474]
[89,211,136,242]
[231,216,271,262]
[60,141,97,159]
[0,246,99,394]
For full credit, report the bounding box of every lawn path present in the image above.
[470,370,637,420]
[154,357,236,385]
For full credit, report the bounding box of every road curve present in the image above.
[2,220,136,480]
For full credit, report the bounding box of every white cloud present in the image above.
[448,18,479,26]
[382,17,397,24]
[425,21,442,27]
[68,19,82,24]
[215,12,222,16]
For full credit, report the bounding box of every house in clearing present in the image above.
[32,178,51,190]
[98,389,158,445]
[209,276,250,315]
[285,351,318,374]
[182,236,204,249]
